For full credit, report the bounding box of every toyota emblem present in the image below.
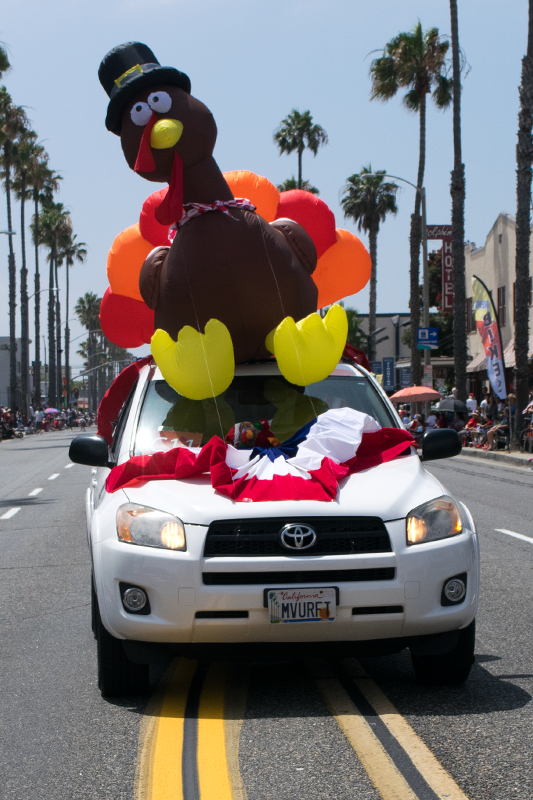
[279,523,317,550]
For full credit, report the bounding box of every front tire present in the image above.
[96,606,149,697]
[411,620,476,686]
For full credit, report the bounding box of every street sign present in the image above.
[423,364,433,388]
[382,357,395,391]
[417,328,439,350]
[370,360,382,374]
[400,368,412,388]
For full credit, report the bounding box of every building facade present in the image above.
[464,212,533,394]
[357,313,411,391]
[0,337,21,408]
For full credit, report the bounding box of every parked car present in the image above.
[70,359,477,696]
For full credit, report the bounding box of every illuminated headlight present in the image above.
[117,503,186,550]
[406,496,462,545]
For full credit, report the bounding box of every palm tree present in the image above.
[38,202,71,406]
[370,22,452,385]
[59,234,87,405]
[12,130,42,415]
[341,166,399,362]
[277,176,319,195]
[0,87,29,407]
[0,42,9,77]
[274,110,328,190]
[449,1,467,404]
[514,0,533,443]
[29,163,61,406]
[75,292,101,412]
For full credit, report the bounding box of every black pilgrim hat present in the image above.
[99,42,191,135]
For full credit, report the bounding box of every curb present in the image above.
[457,447,532,468]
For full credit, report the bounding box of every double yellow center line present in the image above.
[135,659,247,800]
[135,657,469,800]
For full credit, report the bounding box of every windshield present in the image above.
[134,372,397,456]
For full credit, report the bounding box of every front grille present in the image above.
[203,517,391,557]
[202,568,395,586]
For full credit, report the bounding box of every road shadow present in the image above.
[358,649,531,716]
[0,498,55,508]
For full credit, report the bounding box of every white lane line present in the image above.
[64,463,74,469]
[495,528,533,544]
[0,507,21,520]
[48,474,60,481]
[28,488,43,497]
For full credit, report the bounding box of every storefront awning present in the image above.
[500,335,533,368]
[466,351,486,373]
[467,336,533,371]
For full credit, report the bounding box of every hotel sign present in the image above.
[427,224,454,312]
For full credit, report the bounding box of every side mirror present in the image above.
[421,429,462,461]
[69,434,110,467]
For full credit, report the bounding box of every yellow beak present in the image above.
[150,118,184,150]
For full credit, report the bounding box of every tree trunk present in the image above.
[48,246,56,407]
[5,141,18,409]
[368,223,379,363]
[55,258,62,406]
[450,0,467,404]
[409,94,426,386]
[20,173,29,417]
[514,0,533,445]
[33,194,41,407]
[65,264,70,407]
[297,146,303,190]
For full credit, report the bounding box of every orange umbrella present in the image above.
[389,386,441,403]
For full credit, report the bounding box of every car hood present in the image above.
[123,452,446,524]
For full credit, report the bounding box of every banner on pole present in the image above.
[472,275,507,400]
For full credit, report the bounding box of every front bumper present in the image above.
[94,519,479,644]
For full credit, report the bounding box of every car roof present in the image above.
[149,360,367,381]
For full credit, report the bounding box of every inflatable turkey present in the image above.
[98,42,371,400]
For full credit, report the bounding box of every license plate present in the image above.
[267,587,336,623]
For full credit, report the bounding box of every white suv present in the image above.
[70,360,478,696]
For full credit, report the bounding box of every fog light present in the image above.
[122,587,147,611]
[443,578,466,603]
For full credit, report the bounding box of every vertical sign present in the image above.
[427,225,453,312]
[423,364,433,389]
[382,357,395,391]
[400,368,412,388]
[472,275,507,400]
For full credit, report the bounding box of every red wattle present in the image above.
[154,153,184,225]
[134,113,157,173]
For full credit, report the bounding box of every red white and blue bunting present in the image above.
[106,409,415,503]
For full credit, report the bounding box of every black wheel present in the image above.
[96,605,149,697]
[91,574,98,639]
[411,620,476,686]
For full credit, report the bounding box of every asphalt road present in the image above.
[1,433,532,800]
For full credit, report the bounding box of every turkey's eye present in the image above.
[148,91,172,114]
[130,102,152,126]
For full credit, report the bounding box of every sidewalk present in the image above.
[458,445,533,468]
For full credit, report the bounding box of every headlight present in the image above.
[117,503,186,550]
[406,496,462,545]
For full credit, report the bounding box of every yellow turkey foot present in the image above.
[151,320,235,400]
[265,305,348,386]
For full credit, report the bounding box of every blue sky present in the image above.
[0,0,528,373]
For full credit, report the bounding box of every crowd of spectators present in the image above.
[397,387,533,451]
[0,405,95,440]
